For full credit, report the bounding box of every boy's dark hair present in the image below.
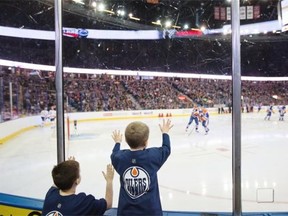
[125,121,149,149]
[52,160,80,191]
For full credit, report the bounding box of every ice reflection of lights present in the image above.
[168,192,173,200]
[245,181,250,189]
[223,178,230,192]
[224,183,229,192]
[202,187,207,196]
[186,190,190,195]
[201,183,207,196]
[254,180,276,188]
[223,180,232,192]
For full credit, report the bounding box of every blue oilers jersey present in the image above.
[111,134,171,216]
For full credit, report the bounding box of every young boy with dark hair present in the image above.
[111,119,173,216]
[42,156,114,216]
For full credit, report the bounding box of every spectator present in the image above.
[111,119,173,216]
[41,156,114,216]
[1,66,288,117]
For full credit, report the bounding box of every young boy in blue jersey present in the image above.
[111,119,173,216]
[42,156,114,216]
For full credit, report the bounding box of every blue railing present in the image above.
[1,193,288,216]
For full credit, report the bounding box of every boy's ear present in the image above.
[76,178,80,185]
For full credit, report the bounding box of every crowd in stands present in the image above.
[65,74,138,112]
[1,35,287,77]
[1,67,288,121]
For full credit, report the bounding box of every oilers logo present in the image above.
[123,166,150,199]
[45,211,63,216]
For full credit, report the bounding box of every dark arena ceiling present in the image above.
[0,0,287,76]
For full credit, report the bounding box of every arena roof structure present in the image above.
[0,0,287,76]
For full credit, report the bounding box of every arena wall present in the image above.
[0,108,220,144]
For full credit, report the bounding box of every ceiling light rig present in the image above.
[129,13,140,21]
[86,1,197,30]
[164,20,172,28]
[97,3,105,11]
[65,0,282,34]
[72,0,85,5]
[117,9,125,17]
[183,24,189,30]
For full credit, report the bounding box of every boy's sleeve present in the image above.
[161,133,171,158]
[112,143,120,153]
[110,143,121,168]
[150,133,171,168]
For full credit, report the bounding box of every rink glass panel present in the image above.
[1,0,288,214]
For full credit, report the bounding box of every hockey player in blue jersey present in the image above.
[279,106,286,121]
[186,105,200,132]
[264,105,274,120]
